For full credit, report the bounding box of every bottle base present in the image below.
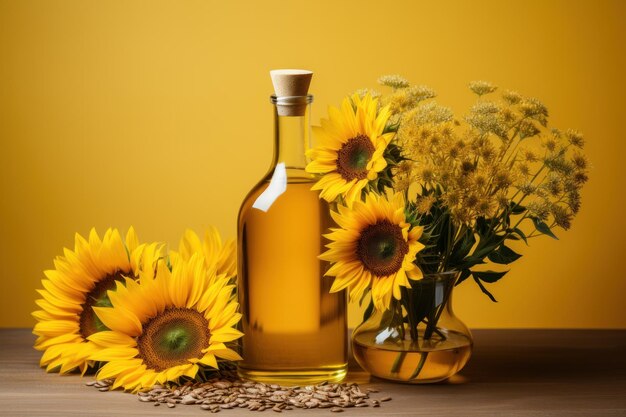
[237,364,348,386]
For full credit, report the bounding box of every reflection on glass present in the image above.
[252,163,287,212]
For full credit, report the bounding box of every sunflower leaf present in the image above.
[383,122,400,134]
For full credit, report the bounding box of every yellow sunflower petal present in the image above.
[213,348,243,361]
[306,93,393,204]
[198,353,219,369]
[81,239,242,390]
[32,227,163,374]
[88,331,137,348]
[320,192,425,311]
[90,347,139,361]
[93,306,142,337]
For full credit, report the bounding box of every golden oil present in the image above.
[352,330,472,383]
[238,179,347,384]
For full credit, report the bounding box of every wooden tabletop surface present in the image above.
[0,329,625,416]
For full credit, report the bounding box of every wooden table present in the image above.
[1,329,624,416]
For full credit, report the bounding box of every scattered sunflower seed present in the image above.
[87,372,390,413]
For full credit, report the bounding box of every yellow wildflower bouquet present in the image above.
[306,75,589,380]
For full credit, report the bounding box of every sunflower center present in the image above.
[137,308,210,372]
[79,270,130,338]
[336,134,375,181]
[356,220,409,277]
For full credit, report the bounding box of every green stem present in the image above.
[408,352,429,380]
[422,319,447,340]
[423,276,454,340]
[401,287,418,342]
[389,299,409,374]
[439,213,455,272]
[390,352,408,374]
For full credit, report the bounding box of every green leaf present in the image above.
[532,217,559,240]
[456,269,472,286]
[510,227,528,244]
[472,275,498,302]
[383,122,400,134]
[487,245,522,264]
[449,230,476,266]
[503,213,511,228]
[472,241,501,261]
[473,270,508,283]
[458,256,486,270]
[475,217,490,235]
[510,202,526,215]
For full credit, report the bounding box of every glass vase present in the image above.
[352,271,472,383]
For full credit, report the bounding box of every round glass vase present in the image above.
[352,271,472,383]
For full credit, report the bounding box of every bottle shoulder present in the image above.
[238,168,327,221]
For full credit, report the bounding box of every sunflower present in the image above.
[32,228,165,374]
[170,227,236,281]
[321,192,425,311]
[88,253,242,392]
[306,93,394,207]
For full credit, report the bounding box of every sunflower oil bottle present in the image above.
[237,70,348,384]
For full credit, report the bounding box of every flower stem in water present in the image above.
[409,352,429,380]
[390,351,407,374]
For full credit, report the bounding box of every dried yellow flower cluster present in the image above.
[380,78,588,231]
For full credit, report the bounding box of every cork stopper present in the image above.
[270,69,313,116]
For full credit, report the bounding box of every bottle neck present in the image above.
[271,96,313,179]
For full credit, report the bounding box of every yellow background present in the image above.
[1,0,624,328]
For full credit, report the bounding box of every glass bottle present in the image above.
[237,70,348,384]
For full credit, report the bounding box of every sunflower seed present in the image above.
[93,370,390,413]
[180,395,195,405]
